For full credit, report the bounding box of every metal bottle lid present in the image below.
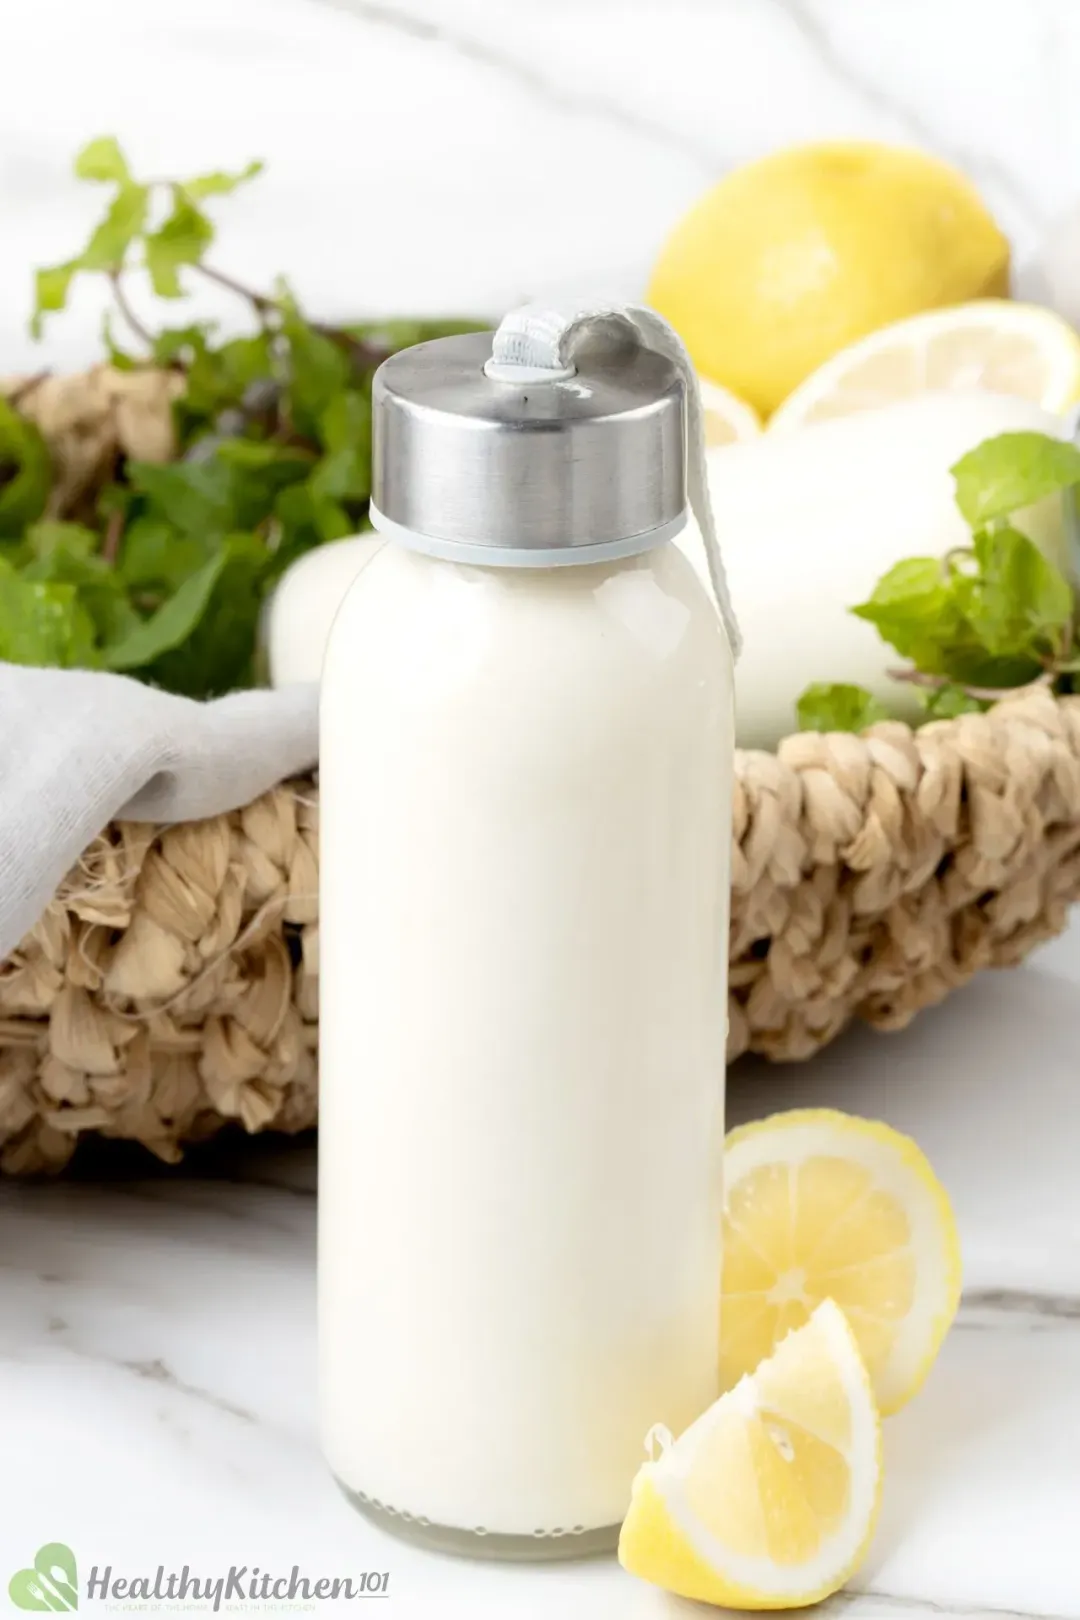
[371,328,686,559]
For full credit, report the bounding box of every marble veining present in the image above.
[958,1288,1080,1328]
[831,1597,1070,1619]
[4,0,1080,378]
[765,0,1046,236]
[314,0,1066,241]
[314,0,726,172]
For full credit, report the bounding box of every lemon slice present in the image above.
[618,1299,882,1609]
[699,377,762,447]
[769,300,1080,431]
[722,1109,961,1416]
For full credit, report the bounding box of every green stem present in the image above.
[108,270,156,352]
[101,507,124,565]
[193,262,390,370]
[888,666,1054,702]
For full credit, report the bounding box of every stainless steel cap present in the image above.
[372,329,686,554]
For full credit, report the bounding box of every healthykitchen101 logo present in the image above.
[8,1544,392,1611]
[9,1544,78,1611]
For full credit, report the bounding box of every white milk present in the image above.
[319,538,733,1547]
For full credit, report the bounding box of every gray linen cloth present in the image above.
[0,663,318,958]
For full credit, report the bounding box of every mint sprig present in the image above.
[797,684,889,733]
[797,429,1080,733]
[0,136,483,695]
[951,431,1080,528]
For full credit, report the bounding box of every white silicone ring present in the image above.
[369,505,687,569]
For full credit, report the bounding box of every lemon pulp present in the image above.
[619,1299,882,1609]
[722,1109,962,1414]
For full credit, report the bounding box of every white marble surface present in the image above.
[3,0,1080,379]
[3,930,1079,1618]
[3,2,1080,1614]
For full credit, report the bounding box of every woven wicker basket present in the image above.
[3,685,1080,1173]
[3,367,1080,1172]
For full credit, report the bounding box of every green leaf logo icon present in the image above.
[8,1543,78,1610]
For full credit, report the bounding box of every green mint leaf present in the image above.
[851,520,1072,696]
[932,645,1043,690]
[213,333,274,391]
[178,332,273,430]
[211,440,313,514]
[855,556,944,610]
[152,323,214,368]
[0,398,52,538]
[145,242,184,299]
[319,390,371,456]
[80,183,150,271]
[74,136,131,184]
[280,306,349,434]
[154,196,215,259]
[309,448,370,506]
[272,482,323,560]
[313,496,352,542]
[143,196,214,297]
[22,520,99,562]
[964,524,1073,658]
[119,515,210,591]
[918,684,987,720]
[311,391,372,504]
[129,443,309,539]
[181,160,264,200]
[20,522,139,645]
[129,534,269,696]
[797,682,888,733]
[850,557,964,670]
[850,554,1028,687]
[213,439,310,473]
[103,549,231,670]
[308,393,372,508]
[76,586,143,647]
[127,458,239,536]
[951,432,1080,528]
[274,479,352,553]
[31,263,78,337]
[0,561,98,668]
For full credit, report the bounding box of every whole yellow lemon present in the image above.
[648,142,1010,416]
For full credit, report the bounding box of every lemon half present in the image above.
[619,1299,882,1609]
[722,1109,962,1415]
[769,300,1080,431]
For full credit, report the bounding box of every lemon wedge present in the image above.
[722,1109,962,1416]
[769,300,1080,431]
[618,1299,882,1609]
[699,377,762,447]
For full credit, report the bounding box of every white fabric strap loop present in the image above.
[490,302,742,660]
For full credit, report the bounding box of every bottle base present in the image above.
[334,1475,621,1563]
